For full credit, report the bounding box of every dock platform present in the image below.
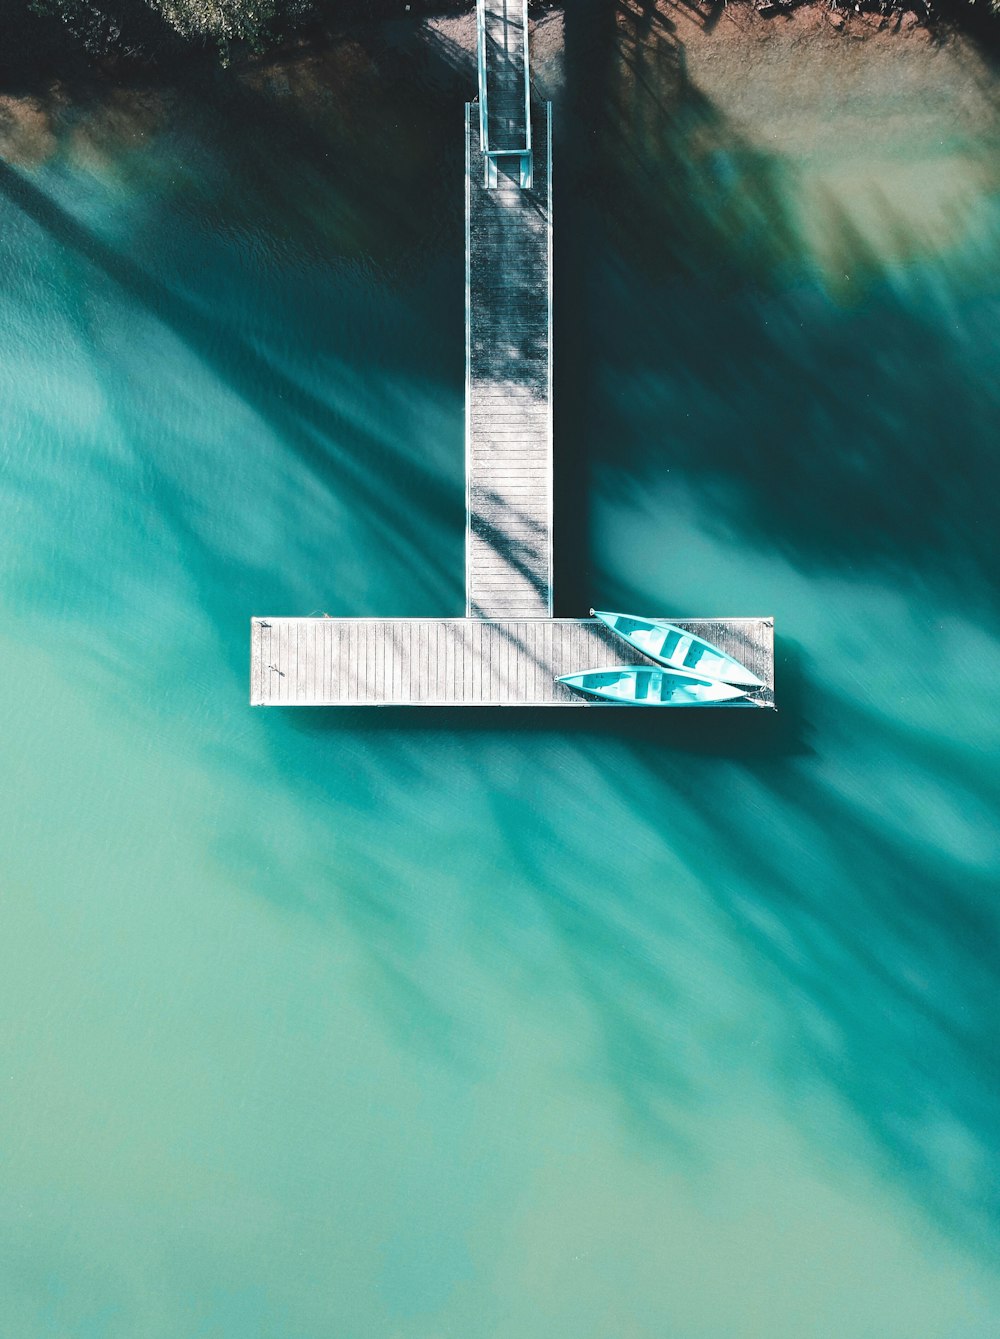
[251,618,774,707]
[248,3,774,711]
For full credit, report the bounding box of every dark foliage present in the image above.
[0,0,462,77]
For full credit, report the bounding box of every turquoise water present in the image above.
[2,13,1000,1336]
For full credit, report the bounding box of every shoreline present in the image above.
[0,0,970,93]
[0,0,986,178]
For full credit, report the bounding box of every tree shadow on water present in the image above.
[0,155,467,613]
[5,4,1000,1270]
[554,0,1000,631]
[246,589,1000,1259]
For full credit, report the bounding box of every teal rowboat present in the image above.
[591,611,764,687]
[557,666,749,706]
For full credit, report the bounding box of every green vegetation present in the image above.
[14,0,314,63]
[2,0,419,71]
[1,0,997,81]
[143,0,308,48]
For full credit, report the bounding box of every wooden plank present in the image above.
[481,0,529,155]
[466,101,552,620]
[250,618,775,709]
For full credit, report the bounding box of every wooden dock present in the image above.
[251,618,774,707]
[477,0,531,157]
[466,99,552,618]
[248,4,775,711]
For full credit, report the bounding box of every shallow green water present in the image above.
[2,13,1000,1337]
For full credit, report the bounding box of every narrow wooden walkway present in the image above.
[479,0,530,154]
[248,11,776,711]
[251,618,774,707]
[466,100,552,618]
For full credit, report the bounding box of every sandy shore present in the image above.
[0,0,948,168]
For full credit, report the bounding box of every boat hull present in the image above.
[591,611,764,687]
[558,666,749,706]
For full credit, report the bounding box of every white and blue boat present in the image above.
[557,666,749,706]
[591,611,764,687]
